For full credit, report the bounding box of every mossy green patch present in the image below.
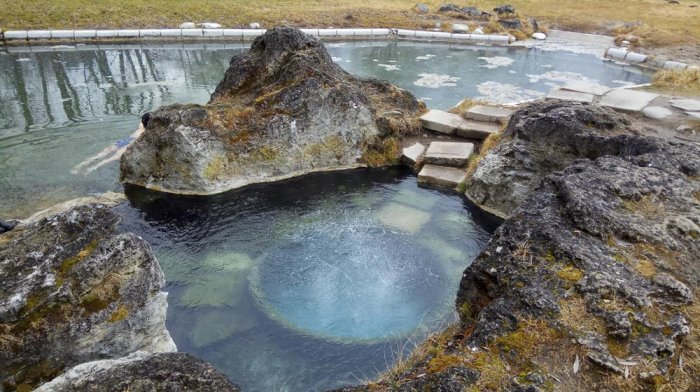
[58,239,99,277]
[427,353,464,373]
[556,265,583,282]
[108,304,129,323]
[203,154,228,181]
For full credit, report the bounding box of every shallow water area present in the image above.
[116,167,499,391]
[0,40,651,218]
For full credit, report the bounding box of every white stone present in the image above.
[181,29,203,37]
[371,28,391,36]
[203,29,224,37]
[561,80,611,96]
[222,29,243,37]
[663,61,687,70]
[95,30,119,38]
[607,48,627,60]
[3,30,28,39]
[160,29,182,37]
[547,88,594,103]
[376,202,431,234]
[686,112,700,120]
[200,22,221,29]
[318,29,338,36]
[417,165,468,189]
[532,32,546,40]
[670,99,700,112]
[424,142,474,167]
[300,29,319,36]
[27,30,51,39]
[117,30,139,37]
[473,27,484,35]
[452,24,469,34]
[465,105,514,122]
[249,22,261,29]
[600,89,659,112]
[51,30,75,39]
[396,29,416,38]
[642,106,673,120]
[621,40,631,45]
[433,31,451,39]
[138,29,160,37]
[625,52,647,63]
[401,143,426,165]
[179,22,196,29]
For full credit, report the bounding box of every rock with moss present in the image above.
[346,102,699,391]
[120,27,425,195]
[35,352,239,391]
[0,201,176,390]
[465,101,635,218]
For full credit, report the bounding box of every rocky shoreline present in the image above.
[1,27,698,392]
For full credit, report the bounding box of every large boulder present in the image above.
[36,352,239,391]
[0,198,176,390]
[342,102,700,391]
[466,101,636,218]
[120,27,424,195]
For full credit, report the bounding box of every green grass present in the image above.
[1,0,699,46]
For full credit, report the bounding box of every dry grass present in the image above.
[0,0,699,46]
[652,68,700,92]
[465,131,503,177]
[448,98,488,116]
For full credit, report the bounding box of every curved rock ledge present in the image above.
[120,26,425,195]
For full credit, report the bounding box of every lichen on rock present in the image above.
[120,27,425,195]
[0,201,176,390]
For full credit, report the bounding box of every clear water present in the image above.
[116,167,499,391]
[0,40,651,218]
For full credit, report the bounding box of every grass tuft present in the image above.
[652,68,700,91]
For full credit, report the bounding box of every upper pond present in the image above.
[0,40,651,218]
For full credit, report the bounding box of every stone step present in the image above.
[420,109,500,140]
[560,81,612,96]
[417,164,467,189]
[400,142,426,166]
[599,89,659,113]
[464,105,514,123]
[424,141,474,167]
[454,119,500,139]
[546,88,594,103]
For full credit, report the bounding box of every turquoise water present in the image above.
[116,167,499,391]
[0,41,650,217]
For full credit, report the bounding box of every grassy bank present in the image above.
[1,0,699,46]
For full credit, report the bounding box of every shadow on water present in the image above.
[115,166,501,391]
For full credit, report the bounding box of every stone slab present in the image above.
[687,112,700,120]
[642,106,672,120]
[420,110,463,135]
[401,143,426,166]
[452,24,469,33]
[561,81,611,96]
[599,89,659,112]
[464,105,514,123]
[417,165,468,189]
[546,88,594,103]
[455,120,500,140]
[424,142,474,167]
[670,99,700,112]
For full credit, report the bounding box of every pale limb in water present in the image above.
[72,113,149,175]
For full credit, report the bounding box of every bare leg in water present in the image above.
[72,115,147,175]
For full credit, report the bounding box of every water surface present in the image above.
[0,40,650,217]
[117,167,499,391]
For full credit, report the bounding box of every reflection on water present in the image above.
[0,41,651,217]
[116,167,500,391]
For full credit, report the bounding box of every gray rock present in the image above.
[414,3,429,13]
[0,201,176,390]
[498,19,522,30]
[120,27,424,195]
[438,3,462,13]
[464,105,513,123]
[493,4,516,15]
[179,22,195,29]
[36,352,239,391]
[546,88,595,103]
[465,101,634,217]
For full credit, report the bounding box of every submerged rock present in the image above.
[36,352,239,391]
[0,200,176,390]
[120,27,424,195]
